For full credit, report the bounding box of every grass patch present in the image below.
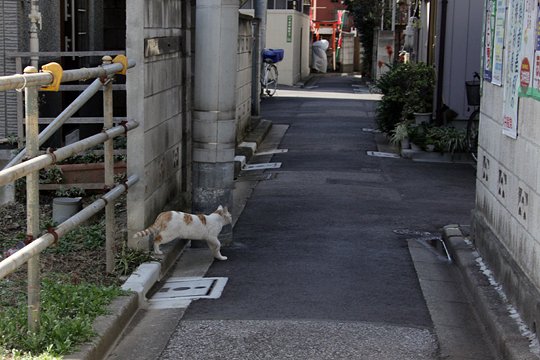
[0,194,156,358]
[0,277,124,357]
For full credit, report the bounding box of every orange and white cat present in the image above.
[133,205,232,260]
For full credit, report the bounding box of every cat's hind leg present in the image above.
[207,237,227,260]
[153,234,163,255]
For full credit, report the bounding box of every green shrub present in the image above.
[375,62,436,133]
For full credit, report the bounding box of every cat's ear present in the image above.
[217,205,223,210]
[223,206,228,213]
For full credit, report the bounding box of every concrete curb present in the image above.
[64,294,138,360]
[234,119,272,178]
[68,238,188,360]
[442,225,539,360]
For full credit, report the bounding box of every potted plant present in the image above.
[390,120,412,149]
[39,137,127,191]
[375,63,414,134]
[402,63,435,124]
[407,124,426,151]
[426,126,467,154]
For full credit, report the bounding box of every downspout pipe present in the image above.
[28,0,42,68]
[251,0,267,123]
[436,0,448,123]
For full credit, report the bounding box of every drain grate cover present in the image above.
[152,277,228,301]
[244,162,282,171]
[367,151,400,158]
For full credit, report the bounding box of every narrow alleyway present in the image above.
[109,74,495,359]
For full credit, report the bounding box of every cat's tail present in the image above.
[132,211,170,239]
[132,227,156,238]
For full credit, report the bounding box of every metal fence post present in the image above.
[24,66,40,332]
[102,56,115,273]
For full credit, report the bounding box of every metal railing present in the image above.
[8,51,128,147]
[0,55,138,332]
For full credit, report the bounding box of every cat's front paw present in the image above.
[215,255,228,261]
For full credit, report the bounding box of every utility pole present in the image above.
[251,0,267,123]
[192,0,239,245]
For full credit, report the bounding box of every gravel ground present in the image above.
[160,319,438,360]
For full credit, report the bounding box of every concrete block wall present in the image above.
[473,81,540,334]
[236,14,253,143]
[0,1,19,138]
[266,10,310,86]
[127,0,191,246]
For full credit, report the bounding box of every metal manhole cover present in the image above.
[152,277,228,300]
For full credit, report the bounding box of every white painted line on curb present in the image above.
[366,151,400,158]
[121,261,161,306]
[243,162,282,171]
[234,155,247,168]
[256,149,288,156]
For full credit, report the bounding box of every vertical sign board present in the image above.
[534,1,540,99]
[532,1,540,100]
[492,0,507,86]
[502,0,524,139]
[518,0,538,99]
[521,0,540,100]
[484,0,497,82]
[287,15,293,43]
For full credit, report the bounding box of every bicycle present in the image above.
[465,72,481,162]
[261,49,284,97]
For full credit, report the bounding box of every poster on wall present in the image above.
[502,0,525,138]
[518,0,539,99]
[484,0,497,81]
[526,0,540,100]
[534,1,540,99]
[492,0,507,86]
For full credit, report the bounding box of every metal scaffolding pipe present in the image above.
[0,175,139,280]
[0,60,135,92]
[0,121,139,187]
[102,56,115,273]
[24,66,40,332]
[4,78,103,169]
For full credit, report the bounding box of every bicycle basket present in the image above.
[465,80,480,106]
[262,49,284,63]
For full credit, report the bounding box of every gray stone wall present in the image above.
[127,0,192,246]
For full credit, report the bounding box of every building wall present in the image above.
[473,80,540,335]
[0,0,19,138]
[339,33,355,73]
[236,14,253,143]
[266,10,310,86]
[440,0,483,119]
[312,0,346,22]
[127,0,191,245]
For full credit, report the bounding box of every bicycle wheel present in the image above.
[264,64,278,97]
[466,110,479,161]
